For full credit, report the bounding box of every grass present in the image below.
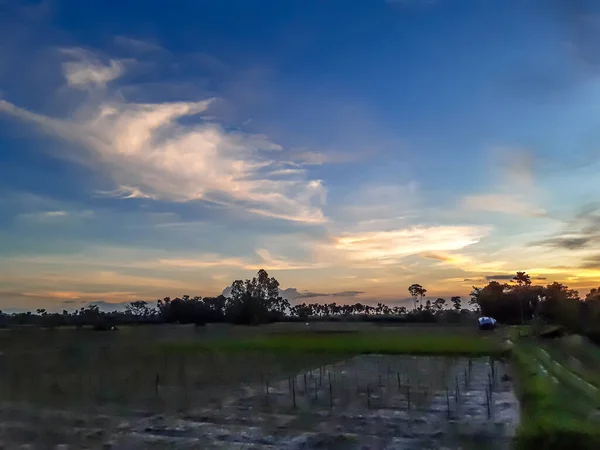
[162,329,506,356]
[10,323,600,449]
[512,341,600,450]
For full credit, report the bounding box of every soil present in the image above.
[0,355,519,449]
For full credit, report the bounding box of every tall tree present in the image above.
[512,272,532,287]
[408,284,427,310]
[433,298,446,312]
[226,269,289,324]
[126,301,151,317]
[450,296,462,311]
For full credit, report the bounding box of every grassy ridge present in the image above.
[163,330,504,356]
[512,344,600,450]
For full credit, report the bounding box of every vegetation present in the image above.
[512,344,600,450]
[6,267,600,448]
[1,270,599,339]
[164,328,504,356]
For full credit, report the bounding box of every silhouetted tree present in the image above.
[126,301,152,317]
[225,269,290,324]
[408,284,427,310]
[451,296,462,311]
[433,298,446,312]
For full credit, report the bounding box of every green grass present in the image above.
[512,343,600,450]
[162,330,505,356]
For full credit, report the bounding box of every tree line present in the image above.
[2,269,600,334]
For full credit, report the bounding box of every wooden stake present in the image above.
[329,372,333,408]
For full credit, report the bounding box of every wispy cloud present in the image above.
[113,36,163,54]
[157,256,249,270]
[419,250,506,272]
[0,47,328,223]
[325,225,489,267]
[531,203,600,251]
[16,209,94,223]
[60,47,126,90]
[461,149,548,218]
[462,193,547,217]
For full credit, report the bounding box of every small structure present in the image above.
[478,316,497,331]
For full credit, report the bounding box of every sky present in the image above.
[2,0,600,311]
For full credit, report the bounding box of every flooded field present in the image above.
[0,355,519,449]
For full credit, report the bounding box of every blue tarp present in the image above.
[478,316,496,326]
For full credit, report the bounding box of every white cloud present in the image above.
[60,47,125,90]
[320,225,489,267]
[94,185,155,199]
[0,48,327,223]
[419,250,506,273]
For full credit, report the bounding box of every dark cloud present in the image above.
[485,274,546,282]
[331,291,364,297]
[85,301,129,312]
[222,286,364,303]
[280,288,364,301]
[580,254,600,269]
[530,203,600,251]
[60,300,76,304]
[486,275,515,281]
[530,236,593,250]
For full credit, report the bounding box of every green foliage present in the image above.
[512,344,600,450]
[163,331,504,356]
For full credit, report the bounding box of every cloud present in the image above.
[60,47,125,90]
[328,225,489,266]
[157,248,329,272]
[461,194,547,217]
[419,250,506,273]
[461,149,548,218]
[16,209,94,223]
[581,254,600,269]
[331,183,419,232]
[113,36,163,54]
[530,236,593,250]
[253,248,328,270]
[531,203,600,251]
[485,274,546,282]
[94,185,155,200]
[158,256,249,269]
[0,48,328,223]
[222,286,365,302]
[485,274,516,281]
[280,288,364,300]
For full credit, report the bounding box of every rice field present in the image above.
[0,324,525,448]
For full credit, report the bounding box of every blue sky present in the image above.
[2,0,600,310]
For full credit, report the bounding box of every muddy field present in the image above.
[0,355,519,449]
